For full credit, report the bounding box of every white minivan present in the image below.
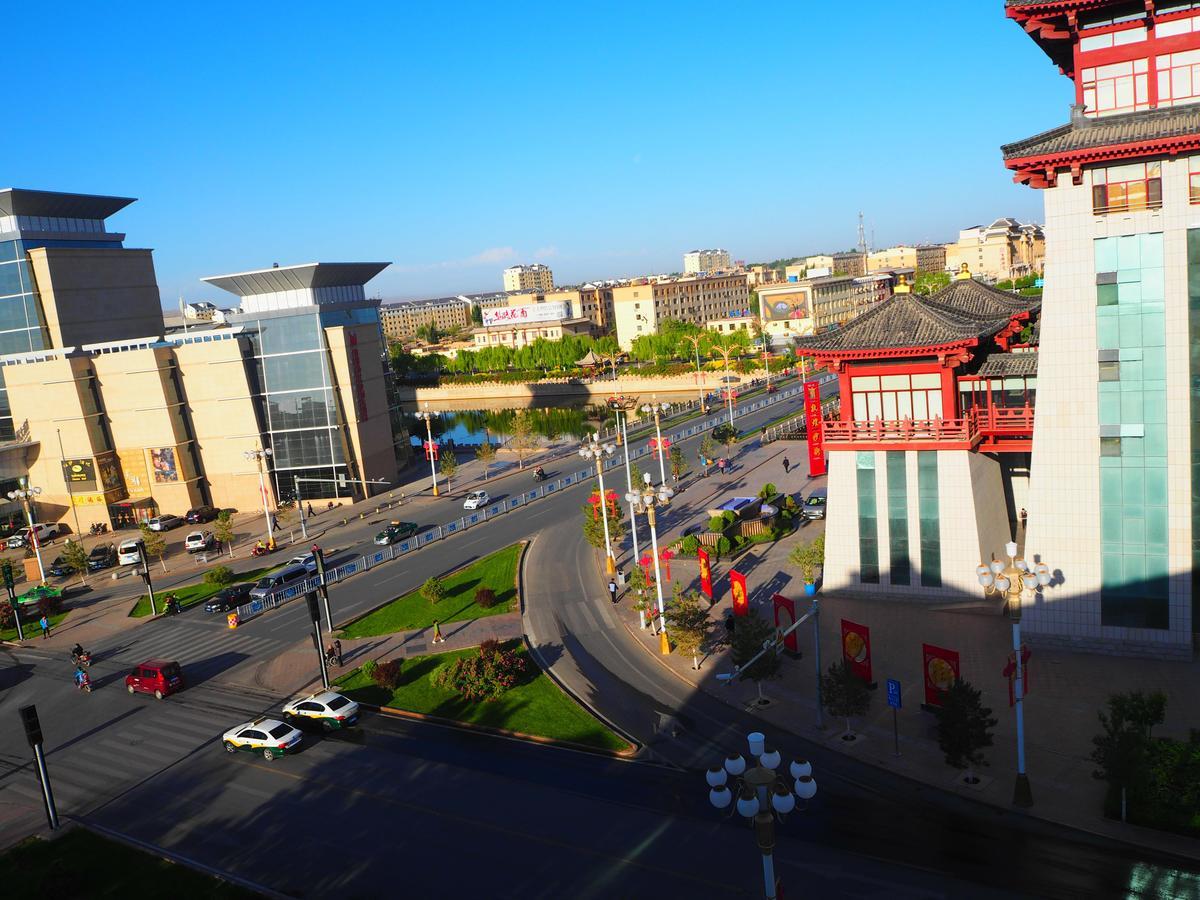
[118,538,144,565]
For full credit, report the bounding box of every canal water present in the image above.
[405,403,611,448]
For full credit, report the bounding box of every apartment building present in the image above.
[472,299,592,348]
[867,246,918,272]
[945,218,1045,282]
[832,252,868,277]
[502,263,554,293]
[807,274,892,331]
[545,285,615,331]
[613,273,750,349]
[916,244,947,273]
[378,296,469,342]
[683,248,732,274]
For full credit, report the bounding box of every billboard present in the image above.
[150,447,179,483]
[482,302,569,327]
[840,619,873,685]
[772,593,799,653]
[759,288,809,322]
[61,458,96,491]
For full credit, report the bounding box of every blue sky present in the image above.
[5,1,1070,303]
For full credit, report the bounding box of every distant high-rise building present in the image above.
[612,272,749,349]
[503,264,554,292]
[683,249,731,274]
[944,219,1044,282]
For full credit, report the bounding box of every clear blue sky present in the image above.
[5,1,1069,303]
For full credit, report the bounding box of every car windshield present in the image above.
[327,695,350,710]
[255,577,272,588]
[806,497,826,507]
[268,723,293,739]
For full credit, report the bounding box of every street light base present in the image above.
[432,485,440,497]
[659,631,671,655]
[1013,773,1033,808]
[605,555,616,575]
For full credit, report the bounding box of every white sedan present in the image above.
[222,717,303,760]
[282,690,360,731]
[463,490,490,510]
[184,531,215,553]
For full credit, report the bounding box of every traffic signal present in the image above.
[311,545,326,582]
[19,704,42,747]
[305,592,320,624]
[2,560,13,590]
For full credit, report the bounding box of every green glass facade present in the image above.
[886,451,910,585]
[1095,233,1168,629]
[918,451,941,588]
[856,451,879,583]
[1187,230,1200,636]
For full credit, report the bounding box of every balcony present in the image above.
[822,405,1034,452]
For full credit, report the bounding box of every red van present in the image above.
[125,659,185,700]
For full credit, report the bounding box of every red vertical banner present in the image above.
[840,619,873,685]
[730,569,748,617]
[697,547,713,599]
[772,593,798,653]
[1003,644,1032,707]
[922,643,960,707]
[804,380,826,477]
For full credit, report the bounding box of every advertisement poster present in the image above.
[804,380,826,477]
[97,452,124,492]
[150,447,179,483]
[841,619,873,685]
[118,449,151,498]
[61,458,96,491]
[760,288,809,322]
[730,569,748,617]
[697,547,713,599]
[424,440,439,461]
[772,593,799,653]
[922,643,960,707]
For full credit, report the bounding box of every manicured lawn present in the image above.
[0,828,256,899]
[128,564,279,618]
[1,609,68,642]
[340,544,521,638]
[336,641,629,752]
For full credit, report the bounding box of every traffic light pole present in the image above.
[4,561,23,641]
[311,545,333,634]
[306,593,330,690]
[137,543,157,616]
[19,706,58,830]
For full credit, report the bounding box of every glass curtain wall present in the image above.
[887,451,910,585]
[857,451,879,583]
[917,451,941,587]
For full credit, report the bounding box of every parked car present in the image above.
[801,487,827,520]
[463,490,490,510]
[185,505,219,524]
[6,523,60,549]
[289,554,318,575]
[282,690,360,732]
[222,717,303,761]
[146,514,183,532]
[249,564,311,602]
[374,521,419,545]
[117,538,144,565]
[86,543,118,571]
[204,582,254,613]
[125,659,185,700]
[184,531,216,553]
[47,554,74,578]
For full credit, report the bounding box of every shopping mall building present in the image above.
[0,187,406,532]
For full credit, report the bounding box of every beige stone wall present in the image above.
[324,324,400,492]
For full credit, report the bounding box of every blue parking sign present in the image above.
[886,678,902,709]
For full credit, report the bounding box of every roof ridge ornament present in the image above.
[894,274,911,295]
[955,263,972,281]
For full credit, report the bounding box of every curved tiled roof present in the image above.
[1002,106,1200,161]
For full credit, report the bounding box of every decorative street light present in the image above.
[8,480,45,583]
[578,433,617,575]
[976,539,1054,809]
[416,405,441,497]
[680,333,708,413]
[641,398,671,485]
[244,446,275,546]
[608,396,641,566]
[625,471,673,652]
[707,732,817,900]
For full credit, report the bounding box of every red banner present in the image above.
[730,569,749,617]
[922,643,960,707]
[772,593,798,653]
[697,547,713,599]
[804,380,826,477]
[424,440,439,461]
[840,619,872,685]
[1003,644,1032,707]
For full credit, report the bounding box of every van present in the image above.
[802,488,827,520]
[249,564,311,602]
[118,539,144,565]
[125,658,184,700]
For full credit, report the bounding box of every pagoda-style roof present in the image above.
[974,353,1039,378]
[1004,1,1114,75]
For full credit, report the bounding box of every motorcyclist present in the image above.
[254,539,266,554]
[74,666,87,687]
[534,465,545,481]
[71,643,86,663]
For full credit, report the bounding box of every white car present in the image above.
[118,538,143,565]
[463,490,490,510]
[221,717,303,761]
[184,531,215,553]
[282,691,360,731]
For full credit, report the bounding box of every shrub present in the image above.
[716,535,732,557]
[422,576,447,605]
[361,659,378,680]
[708,515,727,534]
[203,565,235,587]
[36,595,64,619]
[479,637,500,657]
[679,534,701,555]
[757,482,777,501]
[0,599,13,629]
[475,587,498,609]
[371,659,404,690]
[434,641,527,702]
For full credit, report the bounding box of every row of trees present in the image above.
[627,319,755,366]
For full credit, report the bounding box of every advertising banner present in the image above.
[772,593,799,653]
[424,440,439,461]
[482,302,568,327]
[96,452,124,493]
[118,449,152,498]
[840,619,873,685]
[922,643,960,708]
[697,547,713,599]
[804,380,826,477]
[730,569,748,617]
[61,458,96,491]
[150,447,179,483]
[760,288,809,322]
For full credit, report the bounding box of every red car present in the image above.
[125,659,185,700]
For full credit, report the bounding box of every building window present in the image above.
[1081,58,1149,116]
[1155,48,1200,109]
[1091,162,1162,214]
[856,451,879,584]
[850,372,943,421]
[886,451,910,586]
[917,451,941,588]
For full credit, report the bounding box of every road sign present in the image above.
[886,678,902,709]
[1034,278,1044,288]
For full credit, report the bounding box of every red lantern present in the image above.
[587,489,619,520]
[659,548,674,581]
[423,440,439,461]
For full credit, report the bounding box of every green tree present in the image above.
[821,659,872,738]
[1091,690,1167,822]
[214,510,236,558]
[138,523,168,573]
[699,434,717,470]
[669,446,686,482]
[440,451,458,491]
[475,439,496,479]
[581,501,625,553]
[61,539,90,586]
[731,611,780,704]
[275,502,296,534]
[913,271,951,296]
[935,679,998,784]
[788,534,825,584]
[508,410,538,469]
[421,575,447,605]
[626,563,654,629]
[665,584,713,670]
[471,304,483,326]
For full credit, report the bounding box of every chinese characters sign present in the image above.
[804,380,826,477]
[697,547,713,599]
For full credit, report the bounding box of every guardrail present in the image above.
[232,380,810,626]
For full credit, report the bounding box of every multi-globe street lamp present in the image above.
[625,472,672,650]
[975,540,1053,808]
[416,405,441,497]
[7,480,45,583]
[679,333,708,413]
[578,433,617,575]
[244,446,274,546]
[707,732,817,900]
[608,396,641,566]
[641,398,671,485]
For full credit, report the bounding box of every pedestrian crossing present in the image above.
[92,618,282,679]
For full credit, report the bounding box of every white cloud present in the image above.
[532,245,559,259]
[469,246,517,264]
[392,246,518,273]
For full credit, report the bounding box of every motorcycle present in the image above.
[89,522,108,535]
[163,596,181,616]
[250,544,272,558]
[75,672,92,694]
[533,469,548,482]
[71,650,92,668]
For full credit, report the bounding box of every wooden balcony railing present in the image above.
[822,405,1034,447]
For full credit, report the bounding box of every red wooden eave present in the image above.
[1006,131,1200,187]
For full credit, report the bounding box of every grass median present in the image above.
[1,609,68,642]
[336,640,630,752]
[339,544,521,638]
[128,564,279,618]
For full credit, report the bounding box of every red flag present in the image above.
[922,643,960,707]
[804,380,825,477]
[840,619,872,684]
[730,569,748,617]
[772,593,798,652]
[697,547,713,599]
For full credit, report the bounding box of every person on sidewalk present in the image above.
[1019,507,1028,531]
[333,639,343,667]
[271,514,280,533]
[782,457,791,475]
[39,614,49,639]
[608,579,618,603]
[431,620,445,644]
[307,503,315,518]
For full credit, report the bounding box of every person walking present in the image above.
[608,579,618,604]
[333,639,343,667]
[271,513,280,533]
[307,503,315,518]
[1019,507,1028,532]
[783,457,791,475]
[431,619,445,644]
[39,614,49,639]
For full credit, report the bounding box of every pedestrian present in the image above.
[1020,507,1028,531]
[271,514,279,532]
[307,503,314,518]
[39,614,49,639]
[608,579,618,603]
[334,639,343,667]
[783,457,791,474]
[431,619,445,644]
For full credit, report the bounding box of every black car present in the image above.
[204,582,254,613]
[186,505,219,524]
[48,555,74,578]
[86,544,117,571]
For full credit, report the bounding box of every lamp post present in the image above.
[710,337,741,428]
[578,433,617,575]
[707,732,817,900]
[244,447,274,547]
[625,472,673,651]
[8,480,45,584]
[416,405,440,497]
[681,333,707,413]
[641,398,671,485]
[975,540,1053,809]
[608,396,641,566]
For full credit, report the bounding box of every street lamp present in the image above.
[578,433,617,575]
[8,480,45,584]
[707,732,817,900]
[416,405,440,497]
[608,396,641,567]
[244,447,274,546]
[625,472,673,652]
[680,333,708,413]
[976,539,1053,809]
[641,398,671,485]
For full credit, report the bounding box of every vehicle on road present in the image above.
[249,564,310,602]
[204,582,254,613]
[289,553,318,574]
[222,717,303,760]
[86,543,117,571]
[185,505,219,524]
[117,538,144,565]
[282,691,359,731]
[146,514,183,532]
[374,521,418,545]
[801,487,827,520]
[184,531,216,553]
[47,554,74,577]
[463,490,490,510]
[125,659,185,700]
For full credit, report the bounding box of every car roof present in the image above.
[137,658,179,668]
[806,488,828,499]
[297,690,344,705]
[248,716,288,729]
